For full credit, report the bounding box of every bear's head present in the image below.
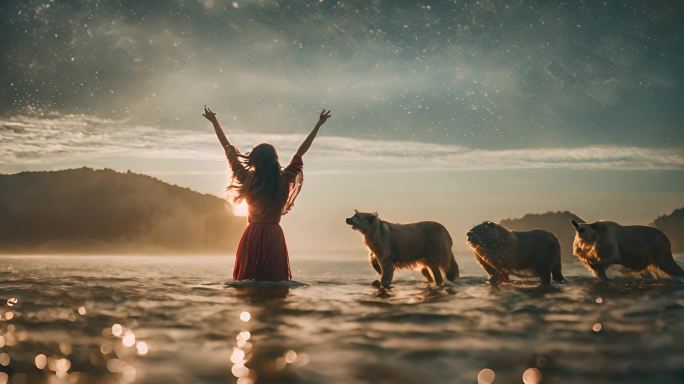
[571,220,600,243]
[467,221,515,251]
[345,209,380,235]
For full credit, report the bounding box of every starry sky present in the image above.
[1,0,683,254]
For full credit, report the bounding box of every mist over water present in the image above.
[1,255,683,384]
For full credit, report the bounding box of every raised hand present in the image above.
[317,109,332,125]
[203,105,231,149]
[202,106,218,123]
[297,109,332,157]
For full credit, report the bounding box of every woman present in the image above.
[202,106,332,281]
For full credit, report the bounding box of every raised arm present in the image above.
[203,106,248,181]
[202,106,234,151]
[296,109,331,158]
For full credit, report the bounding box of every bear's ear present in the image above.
[372,211,378,217]
[354,209,359,214]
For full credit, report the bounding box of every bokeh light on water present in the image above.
[239,311,251,322]
[34,354,47,369]
[477,368,495,384]
[522,367,543,384]
[231,310,255,383]
[0,255,682,383]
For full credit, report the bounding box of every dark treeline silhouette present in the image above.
[652,208,684,253]
[1,168,681,256]
[0,168,245,254]
[500,211,586,261]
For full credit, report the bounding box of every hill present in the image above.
[651,208,684,253]
[500,211,585,260]
[0,168,245,254]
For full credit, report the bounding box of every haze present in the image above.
[1,0,682,253]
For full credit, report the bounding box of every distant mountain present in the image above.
[500,211,585,260]
[0,168,245,254]
[651,208,684,253]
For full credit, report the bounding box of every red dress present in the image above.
[228,153,303,281]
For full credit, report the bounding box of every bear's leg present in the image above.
[589,263,609,280]
[370,257,382,275]
[552,262,565,282]
[539,266,551,285]
[489,273,508,285]
[421,267,434,283]
[445,254,460,281]
[428,262,444,285]
[475,255,498,278]
[656,254,684,277]
[379,260,395,288]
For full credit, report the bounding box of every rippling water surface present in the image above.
[1,255,683,384]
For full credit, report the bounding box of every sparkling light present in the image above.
[122,332,136,347]
[236,339,250,349]
[55,358,71,373]
[6,298,17,307]
[232,201,249,217]
[231,363,250,378]
[0,372,7,384]
[231,348,246,364]
[35,354,47,369]
[595,297,604,304]
[592,323,602,332]
[59,342,72,355]
[122,366,137,383]
[107,358,125,373]
[111,324,123,337]
[239,311,251,322]
[522,367,543,384]
[136,341,149,355]
[236,331,251,341]
[100,341,114,354]
[78,306,87,315]
[477,368,496,384]
[284,350,297,364]
[0,353,9,366]
[296,353,310,366]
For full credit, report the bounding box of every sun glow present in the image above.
[232,201,249,217]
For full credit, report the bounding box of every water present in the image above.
[1,254,683,384]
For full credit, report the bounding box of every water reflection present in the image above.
[522,367,543,384]
[477,368,495,384]
[0,256,682,383]
[229,286,291,302]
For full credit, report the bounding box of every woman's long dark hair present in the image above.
[230,143,288,206]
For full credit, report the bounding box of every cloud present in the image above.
[2,1,682,150]
[2,114,682,173]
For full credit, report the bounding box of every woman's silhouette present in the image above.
[203,106,332,281]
